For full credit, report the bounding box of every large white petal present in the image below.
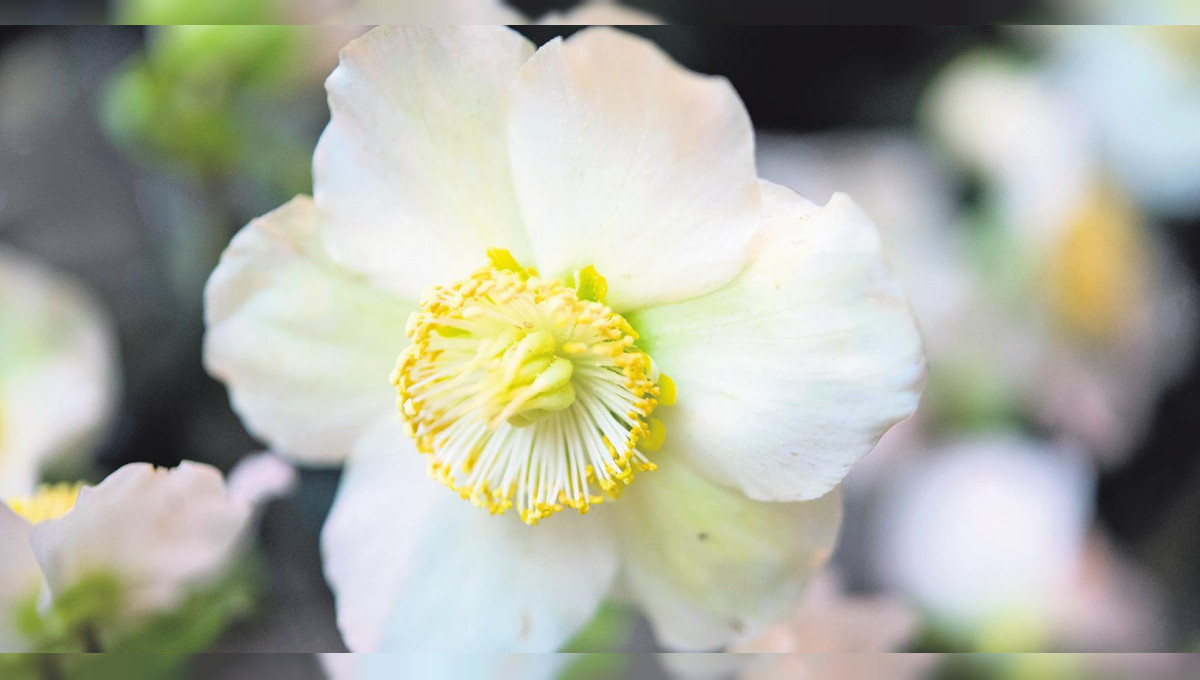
[615,456,843,651]
[322,419,618,652]
[508,28,760,311]
[314,26,536,300]
[204,196,412,465]
[30,462,252,641]
[0,247,120,497]
[628,182,924,502]
[0,505,41,652]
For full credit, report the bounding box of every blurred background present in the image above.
[2,7,1200,680]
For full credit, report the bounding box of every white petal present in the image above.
[508,28,760,310]
[313,26,536,300]
[615,457,843,651]
[226,452,298,507]
[204,197,412,465]
[628,182,924,502]
[322,419,617,652]
[0,505,41,652]
[0,246,120,497]
[30,462,252,639]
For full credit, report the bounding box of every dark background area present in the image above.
[0,0,1056,25]
[1,22,1198,658]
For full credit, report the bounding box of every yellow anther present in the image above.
[575,264,608,304]
[1048,187,1145,343]
[657,373,677,407]
[7,482,83,525]
[486,248,529,277]
[642,418,668,452]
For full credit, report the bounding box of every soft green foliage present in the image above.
[114,0,282,25]
[17,572,121,653]
[557,601,637,680]
[100,25,317,195]
[6,558,258,675]
[560,600,637,653]
[923,363,1024,433]
[106,558,259,654]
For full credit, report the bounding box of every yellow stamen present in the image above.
[1047,187,1146,343]
[657,373,677,407]
[393,251,666,525]
[8,482,83,524]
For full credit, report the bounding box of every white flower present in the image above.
[0,246,120,498]
[320,652,569,680]
[1039,26,1200,219]
[871,434,1096,650]
[204,26,923,652]
[920,54,1195,462]
[0,461,255,651]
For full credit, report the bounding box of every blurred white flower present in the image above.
[870,434,1165,652]
[873,435,1095,648]
[320,652,569,680]
[921,54,1195,462]
[0,461,260,651]
[1040,26,1200,219]
[1053,0,1200,28]
[736,653,940,680]
[0,500,43,651]
[0,246,120,498]
[663,650,938,680]
[204,26,923,652]
[226,451,298,508]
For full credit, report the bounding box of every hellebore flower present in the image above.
[0,247,120,499]
[204,26,923,651]
[921,53,1195,463]
[872,436,1094,650]
[0,460,279,653]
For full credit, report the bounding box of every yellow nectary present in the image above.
[8,482,83,524]
[393,251,665,525]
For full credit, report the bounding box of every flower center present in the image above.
[393,250,672,525]
[8,482,83,524]
[1047,187,1145,343]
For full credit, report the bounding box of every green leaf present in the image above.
[105,557,260,655]
[560,601,636,653]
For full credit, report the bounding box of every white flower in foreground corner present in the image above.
[204,25,923,652]
[0,246,120,498]
[0,459,278,652]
